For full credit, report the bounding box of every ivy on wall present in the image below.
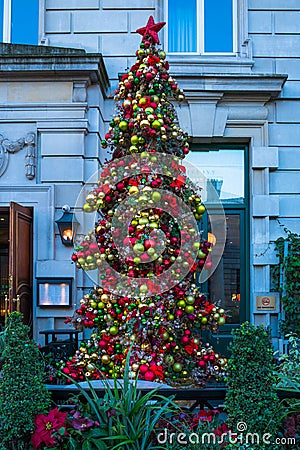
[271,223,300,337]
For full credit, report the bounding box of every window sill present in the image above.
[167,54,255,75]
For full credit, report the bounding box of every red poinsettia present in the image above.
[214,422,230,437]
[148,55,160,65]
[184,344,195,355]
[191,409,220,429]
[31,408,68,449]
[150,364,164,380]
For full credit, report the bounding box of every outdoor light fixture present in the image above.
[55,205,79,246]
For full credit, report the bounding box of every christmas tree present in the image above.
[64,17,226,386]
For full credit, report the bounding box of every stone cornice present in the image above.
[0,43,110,97]
[175,73,288,101]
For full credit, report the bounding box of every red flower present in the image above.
[148,55,160,65]
[191,409,220,429]
[184,344,194,355]
[151,364,164,380]
[170,175,186,189]
[31,408,68,449]
[204,302,214,313]
[214,422,230,437]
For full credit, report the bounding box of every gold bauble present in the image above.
[101,355,111,364]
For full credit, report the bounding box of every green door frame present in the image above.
[189,144,250,355]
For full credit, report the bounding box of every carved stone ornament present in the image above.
[0,132,36,180]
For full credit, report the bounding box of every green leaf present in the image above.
[90,439,108,450]
[83,440,93,450]
[90,428,109,438]
[57,426,66,436]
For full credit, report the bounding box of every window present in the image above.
[184,145,249,354]
[166,0,237,54]
[0,0,39,45]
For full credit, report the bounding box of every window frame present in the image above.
[2,0,11,43]
[187,144,250,334]
[1,0,40,44]
[165,0,238,56]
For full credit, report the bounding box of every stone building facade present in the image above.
[0,0,299,349]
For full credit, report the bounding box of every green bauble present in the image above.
[173,363,183,373]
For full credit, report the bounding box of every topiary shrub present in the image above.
[225,322,282,449]
[0,312,51,449]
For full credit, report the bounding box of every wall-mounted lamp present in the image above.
[55,205,79,246]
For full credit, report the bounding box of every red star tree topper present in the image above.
[136,15,166,44]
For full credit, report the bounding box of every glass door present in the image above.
[184,145,249,356]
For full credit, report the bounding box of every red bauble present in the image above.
[117,182,125,191]
[99,340,107,349]
[140,253,149,262]
[89,243,98,253]
[144,370,155,382]
[144,239,155,250]
[139,364,149,375]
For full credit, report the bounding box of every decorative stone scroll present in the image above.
[0,132,36,180]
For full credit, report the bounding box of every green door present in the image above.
[185,145,249,357]
[200,209,249,356]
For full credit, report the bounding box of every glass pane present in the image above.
[204,0,233,52]
[208,214,241,324]
[0,0,3,42]
[11,0,39,45]
[184,148,245,203]
[168,0,197,52]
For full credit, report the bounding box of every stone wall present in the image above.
[0,44,108,340]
